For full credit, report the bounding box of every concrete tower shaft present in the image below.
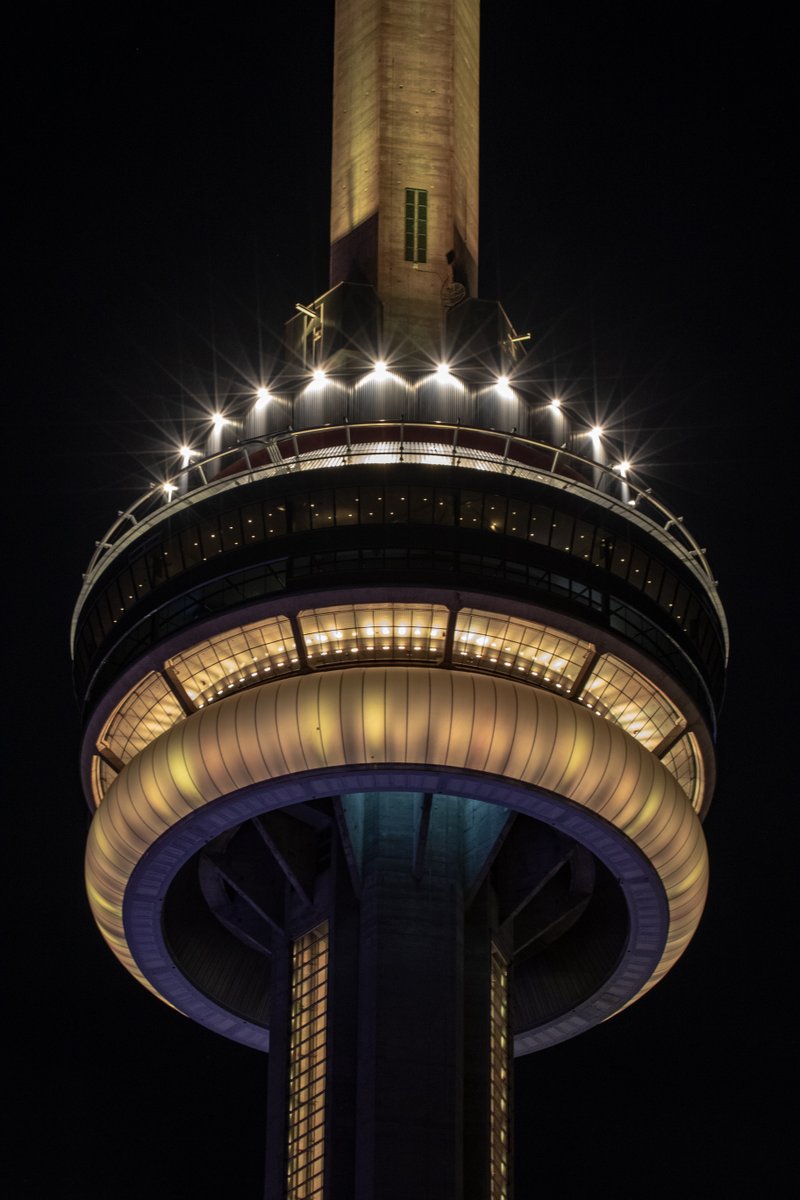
[73,2,728,1196]
[330,0,479,349]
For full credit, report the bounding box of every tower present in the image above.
[72,2,728,1197]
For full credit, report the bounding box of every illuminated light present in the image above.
[162,482,178,499]
[549,396,561,410]
[372,359,388,380]
[211,411,227,430]
[435,362,452,381]
[495,374,514,399]
[255,387,271,408]
[614,459,631,478]
[590,425,603,440]
[178,444,195,468]
[312,367,327,385]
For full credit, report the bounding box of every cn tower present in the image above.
[72,2,728,1197]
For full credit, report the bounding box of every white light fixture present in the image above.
[549,396,561,410]
[589,424,603,440]
[435,362,452,381]
[162,482,178,499]
[312,367,327,385]
[211,412,227,431]
[178,445,194,468]
[372,360,388,380]
[255,387,271,408]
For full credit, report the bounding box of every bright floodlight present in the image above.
[616,459,631,478]
[372,360,388,380]
[590,424,603,440]
[178,445,194,468]
[435,362,452,381]
[255,387,271,407]
[162,482,178,499]
[312,367,327,385]
[549,396,561,410]
[211,412,227,430]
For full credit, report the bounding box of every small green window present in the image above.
[404,188,428,263]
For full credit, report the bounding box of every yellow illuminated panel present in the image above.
[166,616,298,707]
[661,732,704,813]
[490,947,510,1200]
[97,672,184,766]
[287,922,329,1200]
[455,609,593,694]
[299,603,448,666]
[579,653,686,751]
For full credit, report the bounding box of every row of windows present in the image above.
[490,947,510,1200]
[94,605,704,813]
[76,482,722,695]
[287,924,329,1200]
[78,543,720,737]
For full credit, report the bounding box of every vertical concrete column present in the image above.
[330,0,479,353]
[354,793,465,1199]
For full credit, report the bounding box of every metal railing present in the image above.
[73,422,726,653]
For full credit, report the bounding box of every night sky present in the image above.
[9,3,794,1196]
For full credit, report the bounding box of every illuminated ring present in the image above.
[86,666,707,1051]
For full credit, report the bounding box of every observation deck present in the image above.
[73,342,727,1055]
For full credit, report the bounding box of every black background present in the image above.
[7,3,795,1196]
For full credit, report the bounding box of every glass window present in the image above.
[434,489,456,524]
[460,491,483,527]
[408,487,433,524]
[300,603,448,666]
[334,487,359,526]
[241,501,266,543]
[404,188,428,263]
[610,541,632,580]
[97,671,185,764]
[287,922,329,1200]
[490,947,510,1200]
[454,609,594,695]
[550,511,575,554]
[220,511,243,552]
[384,486,409,522]
[506,499,529,539]
[579,654,686,752]
[90,754,119,807]
[643,559,664,601]
[359,486,384,523]
[528,504,552,544]
[484,495,507,533]
[166,615,299,707]
[309,489,335,530]
[660,732,704,812]
[198,515,222,558]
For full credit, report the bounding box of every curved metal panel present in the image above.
[86,666,707,1023]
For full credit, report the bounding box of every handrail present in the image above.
[72,423,727,655]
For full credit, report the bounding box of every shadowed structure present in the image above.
[72,3,727,1197]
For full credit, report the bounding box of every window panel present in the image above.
[579,653,686,751]
[166,615,299,707]
[97,671,185,764]
[300,603,448,666]
[334,487,359,526]
[286,922,328,1200]
[454,609,593,695]
[91,754,119,807]
[660,732,705,812]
